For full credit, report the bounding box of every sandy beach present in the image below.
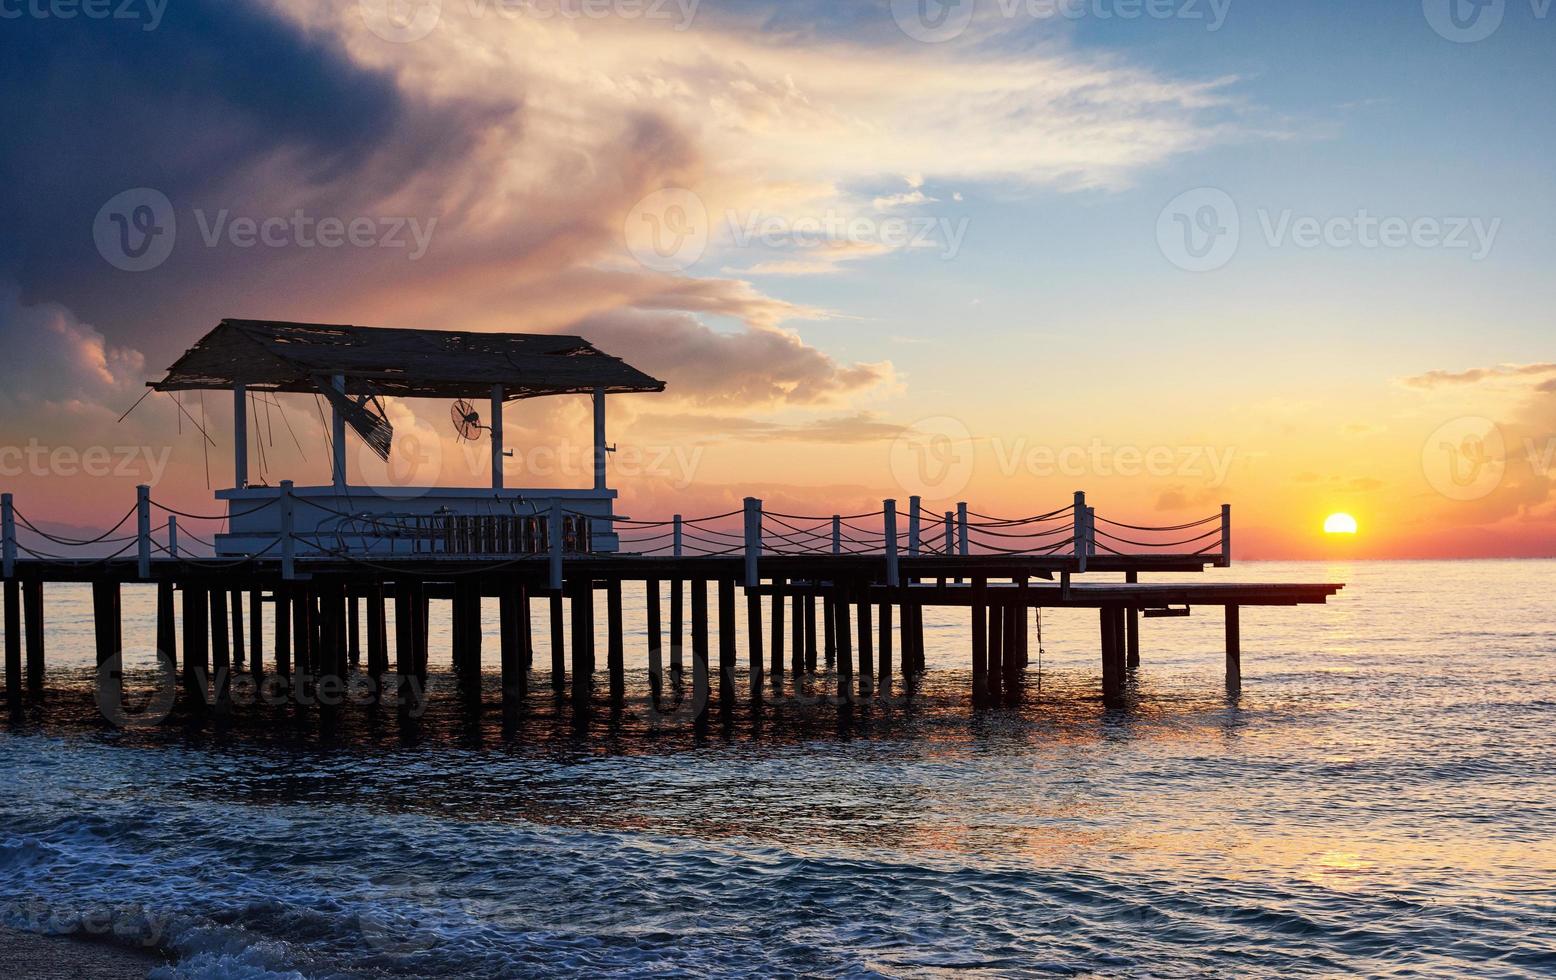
[3,926,167,979]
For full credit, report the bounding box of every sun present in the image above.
[1324,513,1359,535]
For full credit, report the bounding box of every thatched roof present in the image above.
[149,319,666,400]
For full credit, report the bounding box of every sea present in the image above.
[1,560,1552,978]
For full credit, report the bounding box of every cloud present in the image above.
[1399,363,1556,389]
[0,286,145,417]
[630,411,905,444]
[571,310,894,408]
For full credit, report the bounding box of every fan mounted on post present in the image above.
[450,399,488,441]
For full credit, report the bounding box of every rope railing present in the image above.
[0,487,1233,582]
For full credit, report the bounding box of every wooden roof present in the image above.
[149,319,666,400]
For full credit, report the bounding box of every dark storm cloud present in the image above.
[0,0,403,303]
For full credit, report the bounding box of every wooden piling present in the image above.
[1100,606,1123,706]
[291,586,311,686]
[717,577,736,710]
[835,587,853,702]
[500,581,527,706]
[746,586,763,696]
[23,578,44,694]
[273,587,291,677]
[183,583,209,711]
[877,599,893,691]
[366,584,387,680]
[3,578,19,709]
[348,594,361,668]
[156,581,177,674]
[1002,605,1020,697]
[804,594,818,673]
[249,590,263,678]
[769,579,784,683]
[570,579,594,708]
[92,581,122,670]
[393,580,413,687]
[1225,605,1241,686]
[210,588,230,706]
[607,578,625,706]
[549,590,566,692]
[987,598,1003,701]
[646,578,663,703]
[823,593,836,670]
[3,579,19,707]
[230,591,245,670]
[856,595,873,699]
[691,578,709,719]
[970,580,987,702]
[790,592,804,678]
[1126,607,1140,670]
[670,578,684,677]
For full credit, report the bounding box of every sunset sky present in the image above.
[2,0,1553,558]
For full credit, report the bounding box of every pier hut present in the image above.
[149,319,667,557]
[1,319,1344,725]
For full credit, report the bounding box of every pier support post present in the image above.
[835,587,853,703]
[691,578,709,720]
[1003,605,1020,698]
[366,584,387,680]
[647,578,663,703]
[274,587,291,678]
[230,591,245,670]
[669,578,684,678]
[877,599,893,692]
[970,579,987,703]
[717,577,736,711]
[92,581,122,670]
[1126,607,1140,670]
[1100,607,1124,707]
[769,578,784,685]
[570,579,594,709]
[156,581,177,675]
[804,594,818,673]
[249,590,264,679]
[607,578,625,707]
[790,592,804,679]
[23,579,44,694]
[183,583,209,712]
[5,579,21,708]
[823,592,835,670]
[746,584,763,697]
[1225,605,1241,687]
[393,581,413,691]
[549,590,566,693]
[856,595,873,700]
[347,595,361,669]
[987,597,1003,702]
[500,582,528,708]
[210,588,230,708]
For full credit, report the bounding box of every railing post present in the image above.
[832,515,841,556]
[1,493,14,580]
[136,485,151,579]
[743,497,762,587]
[956,502,969,557]
[280,480,295,580]
[548,499,563,591]
[167,517,179,558]
[673,514,683,558]
[943,511,954,557]
[908,495,921,557]
[1220,503,1232,568]
[1073,491,1088,573]
[883,499,899,588]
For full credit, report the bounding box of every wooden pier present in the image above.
[0,320,1343,727]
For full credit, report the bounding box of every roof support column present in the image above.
[331,374,347,490]
[233,384,248,489]
[592,386,607,492]
[491,384,505,490]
